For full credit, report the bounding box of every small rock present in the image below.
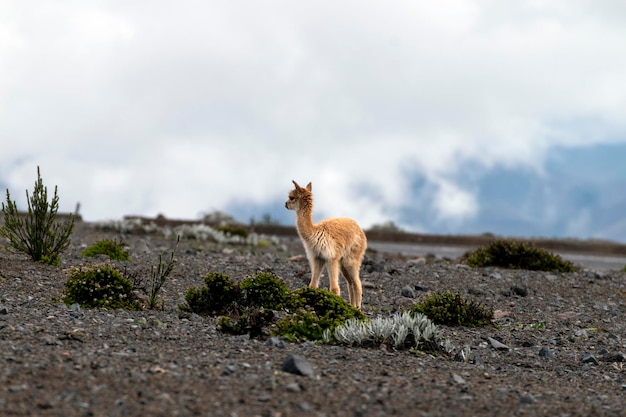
[557,311,577,321]
[185,249,197,255]
[414,284,429,292]
[487,337,510,350]
[489,272,502,279]
[400,286,416,298]
[406,258,426,267]
[510,286,528,297]
[493,310,512,319]
[519,394,535,404]
[538,347,555,360]
[0,306,8,315]
[266,337,286,348]
[449,373,467,386]
[287,255,305,262]
[285,382,302,393]
[581,353,599,365]
[281,354,315,378]
[392,296,415,311]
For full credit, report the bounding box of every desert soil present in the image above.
[1,222,626,417]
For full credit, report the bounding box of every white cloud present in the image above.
[1,0,625,232]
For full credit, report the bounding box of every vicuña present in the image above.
[285,180,367,309]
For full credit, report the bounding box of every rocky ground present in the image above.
[1,221,626,417]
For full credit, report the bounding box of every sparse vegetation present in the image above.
[410,291,494,327]
[179,271,364,341]
[275,288,366,342]
[462,240,577,272]
[81,239,131,261]
[0,166,75,265]
[240,271,290,309]
[144,236,179,309]
[181,272,243,316]
[214,224,249,239]
[63,265,142,310]
[326,311,449,353]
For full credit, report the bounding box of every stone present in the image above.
[487,337,510,350]
[538,347,555,360]
[266,337,286,348]
[581,353,599,365]
[0,306,8,315]
[400,285,416,298]
[281,354,315,378]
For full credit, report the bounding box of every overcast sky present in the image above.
[1,1,626,241]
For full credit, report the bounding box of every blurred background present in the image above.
[1,1,625,241]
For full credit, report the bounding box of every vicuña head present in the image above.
[285,180,367,309]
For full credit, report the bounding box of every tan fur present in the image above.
[285,180,367,309]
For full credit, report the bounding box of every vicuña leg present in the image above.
[341,259,362,308]
[340,263,355,306]
[327,258,341,296]
[309,257,325,289]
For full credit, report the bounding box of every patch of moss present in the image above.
[462,240,576,272]
[410,291,493,327]
[275,288,366,342]
[240,272,290,309]
[181,272,242,316]
[63,265,141,310]
[82,239,131,261]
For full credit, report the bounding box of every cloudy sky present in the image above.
[1,1,626,241]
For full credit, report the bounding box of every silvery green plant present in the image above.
[324,311,445,350]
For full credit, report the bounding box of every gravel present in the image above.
[1,222,626,416]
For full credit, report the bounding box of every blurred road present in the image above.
[368,242,626,272]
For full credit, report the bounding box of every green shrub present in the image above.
[214,224,249,239]
[0,166,75,265]
[63,265,141,310]
[240,272,290,309]
[274,288,366,342]
[462,240,576,272]
[82,239,131,261]
[410,291,493,327]
[218,307,275,338]
[181,272,242,315]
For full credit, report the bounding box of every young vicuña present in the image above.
[285,180,367,309]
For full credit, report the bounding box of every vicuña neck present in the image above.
[295,199,315,238]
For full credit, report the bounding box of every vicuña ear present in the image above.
[305,182,312,191]
[292,180,301,190]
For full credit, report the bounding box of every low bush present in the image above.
[63,265,141,310]
[240,272,290,309]
[410,291,493,327]
[81,239,131,261]
[181,272,242,316]
[274,288,366,342]
[462,240,576,272]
